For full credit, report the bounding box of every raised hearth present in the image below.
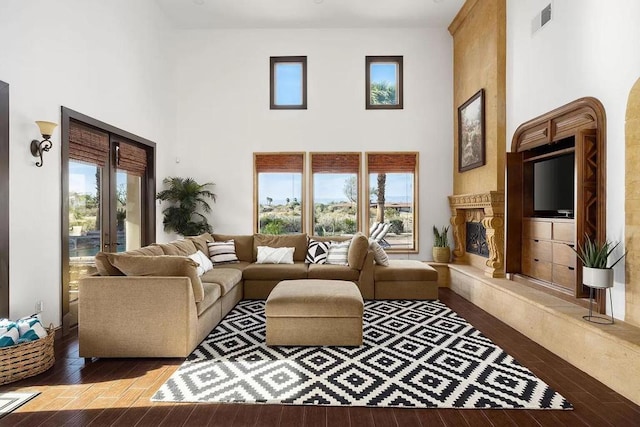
[448,191,505,278]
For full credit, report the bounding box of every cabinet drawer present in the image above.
[553,264,576,291]
[553,242,576,267]
[522,239,552,262]
[553,222,575,242]
[523,220,552,240]
[522,258,552,282]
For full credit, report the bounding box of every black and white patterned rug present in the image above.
[152,300,572,410]
[0,392,39,419]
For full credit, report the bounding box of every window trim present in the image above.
[365,56,404,110]
[365,151,419,253]
[310,152,362,236]
[270,56,307,110]
[253,152,307,234]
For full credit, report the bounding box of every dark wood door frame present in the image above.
[61,107,156,332]
[0,81,8,318]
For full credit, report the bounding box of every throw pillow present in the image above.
[305,238,330,264]
[0,320,18,348]
[327,241,350,265]
[207,240,239,265]
[369,238,390,266]
[256,246,295,264]
[188,250,213,276]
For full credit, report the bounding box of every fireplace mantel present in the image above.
[448,191,505,278]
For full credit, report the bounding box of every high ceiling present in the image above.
[155,0,465,29]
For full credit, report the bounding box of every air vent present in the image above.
[532,3,552,35]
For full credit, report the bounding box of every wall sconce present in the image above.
[30,120,57,167]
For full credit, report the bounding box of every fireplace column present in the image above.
[448,191,505,278]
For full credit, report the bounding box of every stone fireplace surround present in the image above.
[448,191,505,278]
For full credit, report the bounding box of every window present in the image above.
[366,152,418,252]
[366,56,403,109]
[270,56,307,109]
[254,153,305,234]
[310,153,361,237]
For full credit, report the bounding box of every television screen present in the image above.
[533,153,575,215]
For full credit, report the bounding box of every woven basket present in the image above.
[0,325,55,385]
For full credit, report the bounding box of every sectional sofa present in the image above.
[78,232,438,359]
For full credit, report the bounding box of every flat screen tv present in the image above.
[533,153,575,217]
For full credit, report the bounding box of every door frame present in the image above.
[0,81,9,318]
[60,107,156,331]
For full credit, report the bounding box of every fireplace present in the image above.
[448,191,504,278]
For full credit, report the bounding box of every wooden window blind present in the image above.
[255,153,304,173]
[69,120,109,167]
[311,153,360,174]
[367,153,417,173]
[115,140,147,177]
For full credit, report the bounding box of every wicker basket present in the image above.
[0,325,55,385]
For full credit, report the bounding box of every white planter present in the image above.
[582,267,614,289]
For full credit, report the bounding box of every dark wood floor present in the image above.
[1,288,639,426]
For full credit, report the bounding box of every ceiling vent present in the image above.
[532,3,552,35]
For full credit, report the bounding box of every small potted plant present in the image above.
[432,225,451,263]
[570,234,626,289]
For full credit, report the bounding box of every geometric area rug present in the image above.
[0,392,40,419]
[153,300,573,410]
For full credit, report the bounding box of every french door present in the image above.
[62,108,155,331]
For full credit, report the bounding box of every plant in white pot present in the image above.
[570,234,626,323]
[432,225,451,263]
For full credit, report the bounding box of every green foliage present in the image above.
[370,82,397,105]
[570,234,627,269]
[260,215,300,234]
[390,219,404,235]
[156,177,216,235]
[432,225,449,248]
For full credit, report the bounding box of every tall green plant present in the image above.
[433,225,449,248]
[156,177,216,236]
[570,234,626,269]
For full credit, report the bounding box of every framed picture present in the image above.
[365,56,403,109]
[458,89,485,172]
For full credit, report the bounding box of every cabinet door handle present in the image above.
[534,239,539,242]
[568,266,575,271]
[534,258,539,262]
[568,244,575,248]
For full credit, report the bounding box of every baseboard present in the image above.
[448,263,640,406]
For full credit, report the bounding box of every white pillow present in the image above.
[369,238,389,266]
[188,250,214,276]
[327,241,350,265]
[256,246,295,264]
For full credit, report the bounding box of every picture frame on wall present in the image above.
[458,89,485,172]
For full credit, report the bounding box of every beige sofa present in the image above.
[79,231,437,359]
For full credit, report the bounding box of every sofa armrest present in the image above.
[79,276,198,358]
[357,250,375,299]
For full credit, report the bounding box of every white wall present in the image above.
[0,0,177,327]
[507,0,640,319]
[172,28,454,259]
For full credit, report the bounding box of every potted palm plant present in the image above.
[156,177,216,236]
[571,234,626,289]
[432,225,451,263]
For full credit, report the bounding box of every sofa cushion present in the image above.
[374,260,438,282]
[95,252,124,276]
[207,240,240,265]
[305,238,330,264]
[154,240,197,256]
[327,241,350,265]
[348,232,369,270]
[253,234,308,262]
[307,264,360,282]
[127,246,165,256]
[196,282,221,316]
[212,234,254,262]
[214,261,252,272]
[109,254,205,303]
[186,232,214,254]
[201,268,243,296]
[242,262,308,281]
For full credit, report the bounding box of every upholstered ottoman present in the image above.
[265,279,364,346]
[374,260,439,300]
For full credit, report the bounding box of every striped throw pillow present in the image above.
[305,239,330,264]
[207,240,239,265]
[326,241,350,266]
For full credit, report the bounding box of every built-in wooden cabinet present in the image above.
[521,218,576,293]
[506,98,607,312]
